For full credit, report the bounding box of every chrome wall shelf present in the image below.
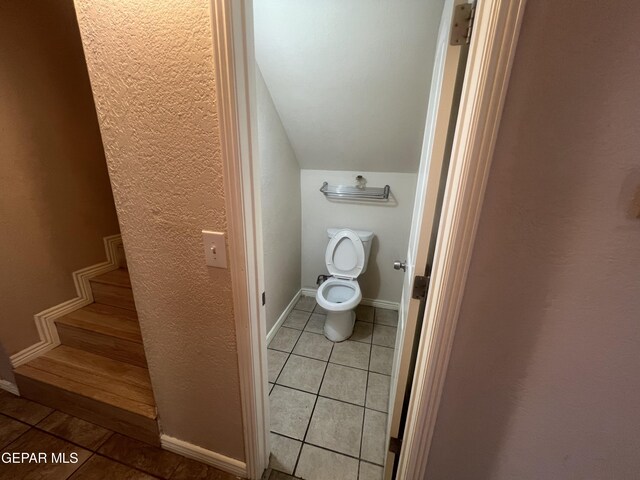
[320,181,391,201]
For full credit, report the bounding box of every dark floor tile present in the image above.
[0,389,53,425]
[0,413,29,449]
[170,456,239,479]
[0,428,91,480]
[38,411,113,451]
[98,433,182,478]
[70,454,157,479]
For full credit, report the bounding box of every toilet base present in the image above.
[324,310,356,342]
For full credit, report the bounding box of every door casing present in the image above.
[209,1,528,478]
[386,1,470,477]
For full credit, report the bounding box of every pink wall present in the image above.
[426,1,640,478]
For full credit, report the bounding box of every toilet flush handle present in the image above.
[393,261,407,272]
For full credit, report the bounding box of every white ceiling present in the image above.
[253,0,445,173]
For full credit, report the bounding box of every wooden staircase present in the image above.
[14,268,159,445]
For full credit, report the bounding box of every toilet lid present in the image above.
[325,229,365,279]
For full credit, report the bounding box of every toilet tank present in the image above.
[327,228,374,274]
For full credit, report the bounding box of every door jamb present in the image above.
[209,0,527,478]
[210,2,269,479]
[396,0,526,477]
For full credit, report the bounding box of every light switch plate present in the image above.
[202,230,227,268]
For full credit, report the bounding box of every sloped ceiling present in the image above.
[253,0,444,173]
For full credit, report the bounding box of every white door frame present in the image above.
[209,0,526,478]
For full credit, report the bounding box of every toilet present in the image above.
[316,228,374,342]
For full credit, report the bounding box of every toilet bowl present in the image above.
[316,228,373,342]
[316,277,362,341]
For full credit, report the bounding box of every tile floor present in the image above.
[267,297,398,480]
[0,389,240,480]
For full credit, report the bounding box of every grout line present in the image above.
[93,452,164,479]
[93,431,114,452]
[271,311,321,475]
[271,351,291,388]
[0,397,213,479]
[268,303,393,475]
[2,418,164,480]
[66,452,94,479]
[269,344,392,374]
[360,308,376,462]
[0,422,33,451]
[270,382,390,415]
[273,318,311,383]
[292,341,334,476]
[282,309,312,331]
[298,440,384,468]
[165,451,186,479]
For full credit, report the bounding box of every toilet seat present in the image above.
[317,228,370,341]
[325,229,365,279]
[316,277,362,312]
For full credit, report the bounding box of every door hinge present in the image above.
[450,2,476,46]
[389,436,402,455]
[262,291,266,306]
[412,275,430,300]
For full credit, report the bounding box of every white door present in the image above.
[385,0,471,477]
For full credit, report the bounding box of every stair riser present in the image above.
[56,324,147,368]
[15,374,159,446]
[90,282,136,311]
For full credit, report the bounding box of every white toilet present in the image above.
[316,228,374,342]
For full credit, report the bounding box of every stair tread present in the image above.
[56,304,142,343]
[90,269,132,288]
[14,346,155,419]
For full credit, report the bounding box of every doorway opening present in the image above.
[252,1,469,478]
[210,0,525,478]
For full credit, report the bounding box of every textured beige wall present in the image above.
[426,1,640,478]
[0,0,120,380]
[73,0,244,460]
[256,67,302,333]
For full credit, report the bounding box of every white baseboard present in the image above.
[10,234,123,368]
[0,380,19,396]
[161,434,246,477]
[266,290,302,344]
[300,287,399,311]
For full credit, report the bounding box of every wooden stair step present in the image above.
[14,346,158,445]
[90,268,132,288]
[55,304,147,367]
[90,268,136,311]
